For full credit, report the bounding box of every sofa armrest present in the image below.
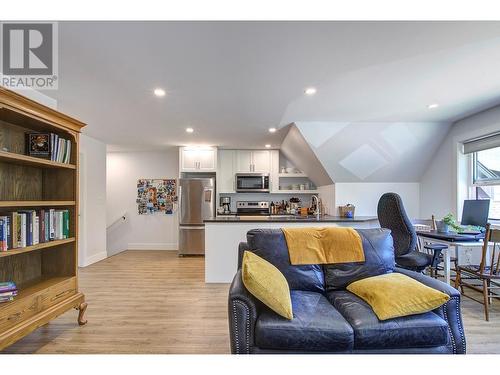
[395,267,466,354]
[237,242,250,269]
[228,269,261,354]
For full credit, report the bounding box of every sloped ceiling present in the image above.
[280,125,333,187]
[294,121,452,182]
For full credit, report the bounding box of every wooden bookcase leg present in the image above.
[77,302,88,326]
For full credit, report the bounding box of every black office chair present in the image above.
[377,193,433,272]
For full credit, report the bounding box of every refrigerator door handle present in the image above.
[180,226,205,230]
[178,185,182,222]
[203,188,213,203]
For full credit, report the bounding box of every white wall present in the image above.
[79,134,107,267]
[420,104,500,220]
[335,182,420,218]
[318,184,335,216]
[106,149,179,255]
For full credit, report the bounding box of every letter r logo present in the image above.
[2,23,53,75]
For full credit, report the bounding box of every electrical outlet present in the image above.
[463,248,473,265]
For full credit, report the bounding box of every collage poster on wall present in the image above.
[136,179,177,215]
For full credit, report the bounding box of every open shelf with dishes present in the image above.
[0,87,87,351]
[277,155,317,193]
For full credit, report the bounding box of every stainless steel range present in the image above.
[236,201,270,216]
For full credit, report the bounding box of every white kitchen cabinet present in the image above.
[181,149,199,171]
[198,149,217,170]
[235,150,270,173]
[217,149,235,193]
[252,150,271,173]
[179,147,217,172]
[235,150,253,173]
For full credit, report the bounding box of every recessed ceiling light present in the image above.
[265,144,271,148]
[428,103,439,109]
[186,127,194,133]
[304,87,317,96]
[268,127,277,133]
[154,88,166,97]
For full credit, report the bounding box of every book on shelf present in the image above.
[0,209,70,251]
[0,216,11,251]
[0,282,17,304]
[25,132,72,164]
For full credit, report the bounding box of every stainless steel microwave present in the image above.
[235,173,270,193]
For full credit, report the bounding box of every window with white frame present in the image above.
[465,134,500,221]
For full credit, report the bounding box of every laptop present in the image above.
[460,199,490,234]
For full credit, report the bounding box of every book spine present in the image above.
[0,291,17,297]
[63,210,69,239]
[50,133,54,160]
[40,209,45,243]
[45,211,49,242]
[26,211,32,246]
[53,134,59,161]
[16,213,21,248]
[0,219,4,251]
[10,212,17,249]
[33,215,39,245]
[58,138,63,163]
[20,213,26,248]
[49,209,55,240]
[5,216,10,250]
[0,288,16,293]
[62,139,67,164]
[58,211,63,239]
[66,140,72,164]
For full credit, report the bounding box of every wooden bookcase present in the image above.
[0,87,87,350]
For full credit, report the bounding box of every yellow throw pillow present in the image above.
[242,251,293,320]
[347,273,450,321]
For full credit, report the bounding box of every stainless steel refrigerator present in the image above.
[178,178,215,255]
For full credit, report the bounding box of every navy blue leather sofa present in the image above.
[228,228,466,354]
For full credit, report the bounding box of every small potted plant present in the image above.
[438,213,461,233]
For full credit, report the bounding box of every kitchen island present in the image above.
[204,215,379,283]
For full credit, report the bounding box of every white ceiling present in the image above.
[42,21,500,151]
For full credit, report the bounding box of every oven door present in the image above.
[235,174,270,192]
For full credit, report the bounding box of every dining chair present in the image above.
[455,223,500,321]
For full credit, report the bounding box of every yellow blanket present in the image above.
[282,227,365,265]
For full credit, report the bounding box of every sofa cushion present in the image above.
[246,229,325,292]
[242,251,293,319]
[324,228,395,291]
[346,273,450,320]
[255,290,354,352]
[327,290,449,350]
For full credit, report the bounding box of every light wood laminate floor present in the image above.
[2,250,500,354]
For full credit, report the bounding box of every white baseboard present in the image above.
[79,251,108,267]
[127,242,178,251]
